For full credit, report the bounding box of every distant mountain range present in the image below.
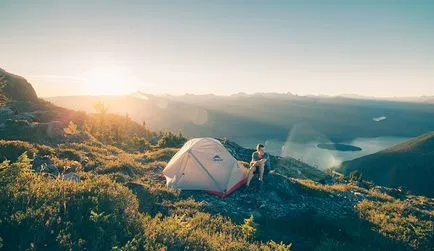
[46,91,434,144]
[337,94,434,103]
[337,132,434,197]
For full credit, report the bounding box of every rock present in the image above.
[32,156,59,176]
[29,121,65,139]
[63,172,81,182]
[41,163,59,176]
[65,132,92,143]
[219,138,255,163]
[46,121,65,138]
[46,163,59,175]
[32,155,52,170]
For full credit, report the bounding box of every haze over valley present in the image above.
[47,93,434,169]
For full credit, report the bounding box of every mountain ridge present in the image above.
[337,132,434,197]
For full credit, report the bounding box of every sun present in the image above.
[85,66,132,95]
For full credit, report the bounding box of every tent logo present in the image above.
[213,155,223,161]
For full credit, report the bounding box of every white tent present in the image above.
[162,138,248,197]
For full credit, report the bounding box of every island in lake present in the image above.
[317,143,362,152]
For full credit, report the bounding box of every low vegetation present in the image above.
[0,140,37,162]
[1,121,433,251]
[290,178,394,201]
[0,153,290,250]
[356,199,433,250]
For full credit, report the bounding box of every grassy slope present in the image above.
[0,68,38,102]
[1,139,433,250]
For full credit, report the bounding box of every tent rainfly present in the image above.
[162,138,248,197]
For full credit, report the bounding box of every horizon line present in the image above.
[41,91,434,100]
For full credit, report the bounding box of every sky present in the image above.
[1,1,433,97]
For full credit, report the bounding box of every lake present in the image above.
[234,136,410,170]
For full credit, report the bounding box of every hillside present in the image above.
[46,92,434,143]
[337,132,434,197]
[0,68,38,103]
[1,69,433,250]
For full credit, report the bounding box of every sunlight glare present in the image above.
[86,66,132,95]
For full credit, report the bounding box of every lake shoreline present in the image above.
[234,136,410,170]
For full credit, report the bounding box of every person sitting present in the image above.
[246,144,270,187]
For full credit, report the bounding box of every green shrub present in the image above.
[241,215,258,241]
[52,157,82,173]
[60,142,124,158]
[57,148,83,162]
[157,132,187,148]
[0,140,36,162]
[160,198,204,217]
[136,213,291,250]
[142,148,178,163]
[127,137,151,152]
[64,121,79,135]
[0,157,143,250]
[35,144,56,157]
[83,160,100,172]
[83,111,153,147]
[96,154,144,176]
[126,179,179,215]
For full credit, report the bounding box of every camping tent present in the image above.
[162,138,248,197]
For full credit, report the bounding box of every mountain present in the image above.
[0,69,88,144]
[46,92,434,144]
[1,68,433,250]
[337,132,434,197]
[0,68,38,103]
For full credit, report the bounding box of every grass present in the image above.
[0,140,37,162]
[274,158,327,181]
[0,153,291,250]
[2,138,432,250]
[141,147,178,163]
[356,199,434,250]
[281,176,394,201]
